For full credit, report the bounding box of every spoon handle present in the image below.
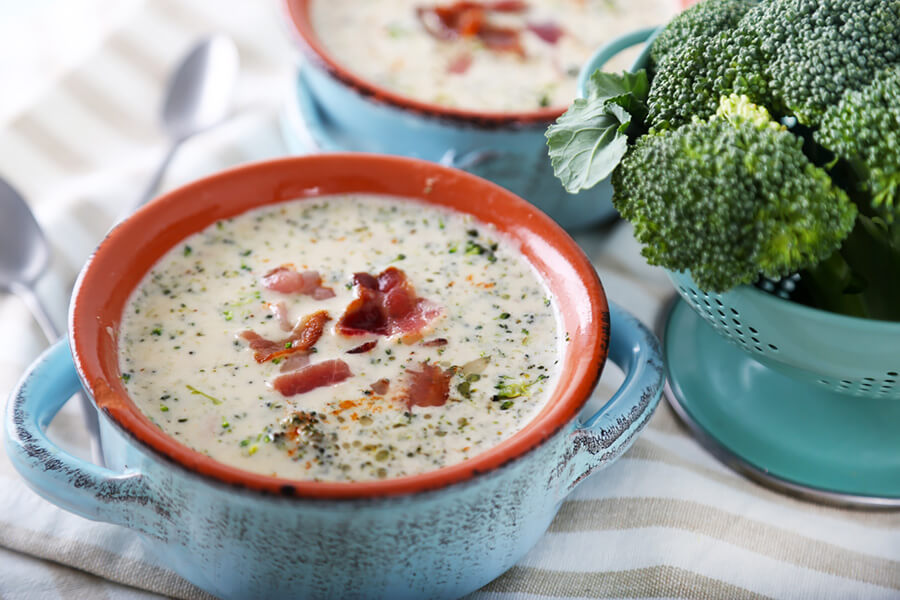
[133,142,180,212]
[9,281,105,466]
[9,280,60,343]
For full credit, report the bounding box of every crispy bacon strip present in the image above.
[337,267,442,337]
[261,265,335,300]
[416,1,528,55]
[240,310,330,363]
[403,363,453,409]
[347,340,378,354]
[273,360,352,397]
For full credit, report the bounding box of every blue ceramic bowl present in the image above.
[279,1,663,230]
[5,155,664,600]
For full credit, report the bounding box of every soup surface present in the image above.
[310,0,678,112]
[119,195,563,481]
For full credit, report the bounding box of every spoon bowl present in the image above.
[162,34,240,142]
[133,34,239,211]
[0,178,50,290]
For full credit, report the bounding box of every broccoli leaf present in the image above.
[546,69,649,194]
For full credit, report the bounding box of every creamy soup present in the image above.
[310,0,678,112]
[119,195,564,481]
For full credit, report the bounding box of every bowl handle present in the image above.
[576,26,660,97]
[559,302,665,494]
[4,341,162,534]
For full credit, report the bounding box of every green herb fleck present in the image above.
[394,254,406,261]
[222,417,230,429]
[183,246,192,257]
[121,373,131,383]
[500,400,514,410]
[223,310,233,321]
[159,404,169,412]
[499,312,510,320]
[186,384,222,405]
[151,327,162,336]
[285,342,293,349]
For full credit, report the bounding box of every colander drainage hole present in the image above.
[767,344,778,352]
[888,371,899,377]
[749,327,759,334]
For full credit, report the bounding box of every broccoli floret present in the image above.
[650,0,754,66]
[648,0,900,130]
[612,95,856,292]
[817,66,900,217]
[747,0,900,127]
[647,14,770,129]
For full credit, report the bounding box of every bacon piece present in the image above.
[241,310,330,363]
[279,352,311,373]
[337,267,442,337]
[479,24,524,55]
[270,301,293,332]
[370,378,390,395]
[273,360,352,397]
[417,1,527,55]
[347,340,378,354]
[489,0,528,11]
[403,363,453,408]
[447,52,473,74]
[261,265,335,300]
[312,286,336,300]
[527,21,563,44]
[421,338,448,347]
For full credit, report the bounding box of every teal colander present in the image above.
[668,271,900,399]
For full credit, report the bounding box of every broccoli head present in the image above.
[748,0,900,127]
[647,10,770,129]
[649,0,755,66]
[817,66,900,217]
[612,95,857,292]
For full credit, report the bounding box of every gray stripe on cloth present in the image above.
[551,498,900,590]
[9,115,90,172]
[479,565,771,599]
[63,73,156,142]
[0,522,214,600]
[105,32,168,84]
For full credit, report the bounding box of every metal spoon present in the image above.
[0,177,104,464]
[132,34,240,211]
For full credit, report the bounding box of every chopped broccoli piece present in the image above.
[612,95,856,292]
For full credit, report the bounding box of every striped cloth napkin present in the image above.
[1,1,898,598]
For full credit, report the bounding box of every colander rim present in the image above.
[670,270,900,331]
